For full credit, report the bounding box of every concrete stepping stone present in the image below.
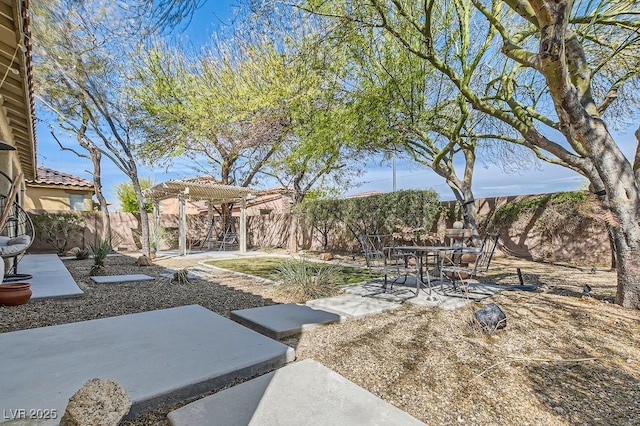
[20,254,84,300]
[0,305,295,422]
[231,304,343,339]
[167,359,425,426]
[90,274,155,284]
[306,293,401,318]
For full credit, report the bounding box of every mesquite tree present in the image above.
[294,0,640,308]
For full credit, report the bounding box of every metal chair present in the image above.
[440,232,500,292]
[358,234,410,292]
[0,174,35,282]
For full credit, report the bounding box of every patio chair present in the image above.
[439,232,500,293]
[358,234,410,292]
[0,174,34,282]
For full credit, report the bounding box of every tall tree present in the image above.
[31,0,195,256]
[295,0,640,308]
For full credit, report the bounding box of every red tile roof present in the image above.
[28,167,93,188]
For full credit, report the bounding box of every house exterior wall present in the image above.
[159,198,204,215]
[24,186,94,211]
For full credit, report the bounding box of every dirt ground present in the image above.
[1,251,639,425]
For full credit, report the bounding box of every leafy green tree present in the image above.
[296,198,343,251]
[293,0,640,308]
[115,179,154,213]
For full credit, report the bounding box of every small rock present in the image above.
[319,253,334,261]
[553,406,566,415]
[136,255,153,266]
[65,247,81,256]
[60,378,131,426]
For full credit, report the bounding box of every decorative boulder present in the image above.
[136,255,153,266]
[60,378,131,426]
[319,253,334,261]
[65,247,82,256]
[474,303,507,332]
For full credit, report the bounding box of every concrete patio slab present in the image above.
[167,359,425,426]
[343,278,503,310]
[90,274,155,284]
[16,254,83,300]
[306,293,402,318]
[0,305,295,424]
[231,304,343,339]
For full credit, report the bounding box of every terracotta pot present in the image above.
[0,282,32,306]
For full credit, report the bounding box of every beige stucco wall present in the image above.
[159,198,204,215]
[0,151,27,206]
[25,186,94,211]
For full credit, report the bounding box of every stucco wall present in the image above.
[25,193,613,268]
[25,186,94,211]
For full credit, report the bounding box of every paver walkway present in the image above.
[16,254,83,300]
[168,359,426,426]
[0,305,294,424]
[90,274,154,284]
[231,303,342,339]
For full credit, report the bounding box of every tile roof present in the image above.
[28,167,93,188]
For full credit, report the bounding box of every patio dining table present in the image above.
[385,245,480,296]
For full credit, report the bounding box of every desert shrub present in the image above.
[31,212,85,254]
[89,236,115,275]
[273,258,342,302]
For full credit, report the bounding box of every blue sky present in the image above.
[34,1,639,208]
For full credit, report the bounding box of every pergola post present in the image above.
[239,197,247,253]
[152,200,160,231]
[178,192,186,256]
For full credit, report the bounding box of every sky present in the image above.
[34,1,639,209]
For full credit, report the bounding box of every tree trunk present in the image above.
[131,176,151,258]
[89,148,111,238]
[535,0,640,308]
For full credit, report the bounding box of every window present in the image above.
[69,194,85,211]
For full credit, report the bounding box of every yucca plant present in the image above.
[89,237,113,276]
[274,258,342,302]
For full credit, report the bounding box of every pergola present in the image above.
[144,180,255,255]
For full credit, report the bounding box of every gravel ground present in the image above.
[1,252,639,425]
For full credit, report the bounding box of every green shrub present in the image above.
[89,237,113,275]
[297,189,442,244]
[492,191,589,226]
[274,258,342,302]
[31,212,85,254]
